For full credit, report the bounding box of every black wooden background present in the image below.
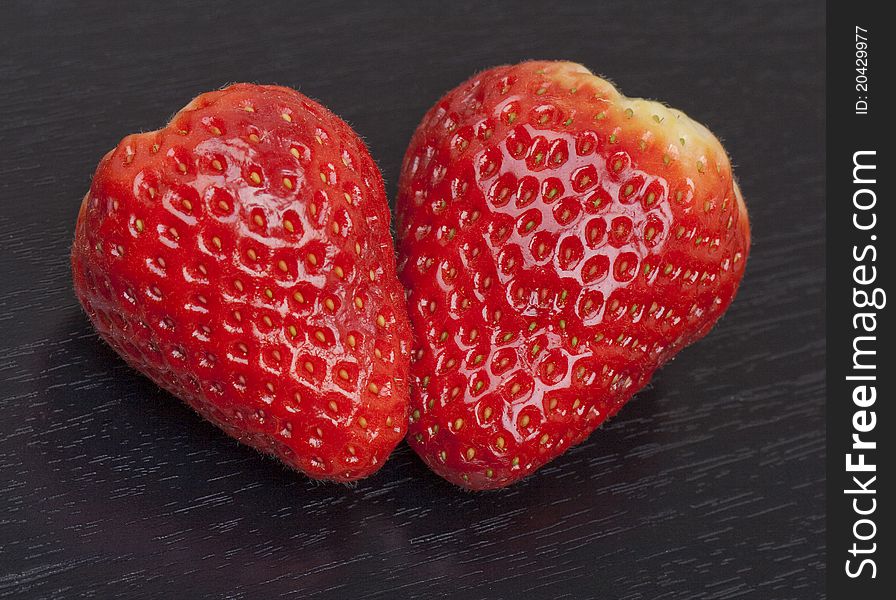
[0,2,825,598]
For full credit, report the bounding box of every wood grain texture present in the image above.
[0,1,824,598]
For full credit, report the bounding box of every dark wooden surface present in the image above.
[0,1,825,598]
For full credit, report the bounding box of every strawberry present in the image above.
[71,84,411,482]
[396,61,750,489]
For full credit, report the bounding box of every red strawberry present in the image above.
[397,61,750,489]
[71,84,411,482]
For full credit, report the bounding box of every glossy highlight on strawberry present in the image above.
[397,61,750,489]
[71,84,411,482]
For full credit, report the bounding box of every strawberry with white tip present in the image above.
[396,61,750,489]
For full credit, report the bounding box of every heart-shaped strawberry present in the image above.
[72,84,411,482]
[396,61,750,489]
